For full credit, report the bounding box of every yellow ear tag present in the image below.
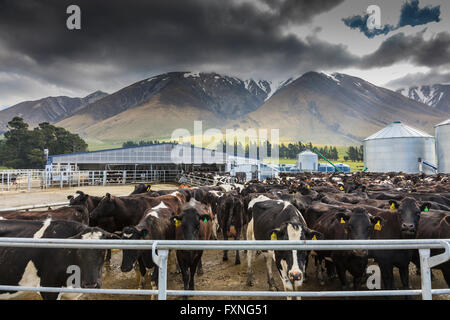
[175,219,181,228]
[312,235,317,240]
[339,186,344,191]
[374,221,382,231]
[307,185,311,189]
[340,217,346,224]
[270,232,277,240]
[390,203,397,212]
[146,186,151,191]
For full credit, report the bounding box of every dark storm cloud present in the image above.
[0,0,349,92]
[360,30,450,68]
[343,0,441,38]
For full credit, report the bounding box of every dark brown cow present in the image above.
[171,199,212,299]
[414,210,450,287]
[312,207,383,290]
[0,205,89,224]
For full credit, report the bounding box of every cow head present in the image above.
[171,207,211,241]
[120,226,149,272]
[389,198,431,237]
[68,191,88,206]
[130,184,151,195]
[269,221,322,287]
[336,208,383,257]
[70,227,119,289]
[90,193,115,220]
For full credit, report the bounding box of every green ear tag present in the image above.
[424,206,429,212]
[203,218,208,223]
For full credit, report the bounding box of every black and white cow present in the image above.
[246,198,322,299]
[120,202,176,290]
[0,218,118,300]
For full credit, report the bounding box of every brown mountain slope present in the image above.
[0,91,108,133]
[230,72,449,145]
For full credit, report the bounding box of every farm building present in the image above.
[363,121,436,174]
[48,142,263,180]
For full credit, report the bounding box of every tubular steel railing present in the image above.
[0,239,448,300]
[0,170,182,192]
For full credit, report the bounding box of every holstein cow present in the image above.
[312,207,383,290]
[370,197,431,291]
[170,199,212,299]
[246,198,322,299]
[0,205,89,225]
[120,202,176,290]
[0,218,118,300]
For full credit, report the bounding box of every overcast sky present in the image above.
[0,0,449,108]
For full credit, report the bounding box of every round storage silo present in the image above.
[297,150,318,171]
[363,121,436,173]
[435,119,450,173]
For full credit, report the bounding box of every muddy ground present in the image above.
[1,184,448,300]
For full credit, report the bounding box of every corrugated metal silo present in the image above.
[297,150,318,171]
[435,119,450,173]
[363,121,436,173]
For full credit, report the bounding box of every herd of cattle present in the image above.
[0,172,449,300]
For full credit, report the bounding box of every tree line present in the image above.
[121,140,362,162]
[0,117,88,169]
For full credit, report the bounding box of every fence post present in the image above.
[419,249,432,300]
[123,171,126,184]
[1,172,4,192]
[7,173,10,191]
[60,172,63,189]
[157,249,169,300]
[103,171,107,186]
[27,171,31,191]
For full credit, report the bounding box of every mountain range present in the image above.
[396,84,450,113]
[1,71,449,146]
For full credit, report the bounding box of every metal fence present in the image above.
[0,238,448,300]
[0,170,182,191]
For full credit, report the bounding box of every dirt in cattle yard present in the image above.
[0,184,178,209]
[79,248,450,301]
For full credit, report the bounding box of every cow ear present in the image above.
[67,195,74,200]
[370,216,383,229]
[304,228,323,240]
[268,228,282,240]
[420,203,432,212]
[106,193,112,200]
[389,200,399,212]
[360,185,367,192]
[113,231,123,237]
[335,212,350,224]
[76,190,84,195]
[199,214,211,223]
[171,216,182,227]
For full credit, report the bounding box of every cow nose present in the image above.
[84,282,100,289]
[401,223,415,232]
[289,271,303,281]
